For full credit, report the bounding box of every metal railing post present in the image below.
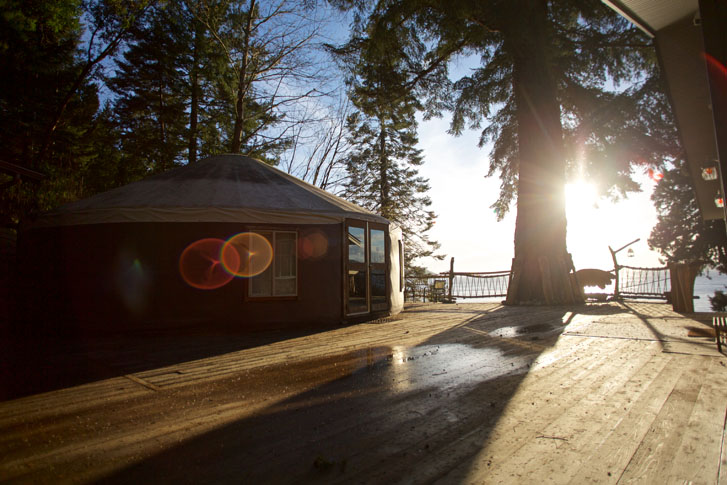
[448,257,455,301]
[609,245,620,300]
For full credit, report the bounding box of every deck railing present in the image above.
[405,270,510,302]
[404,258,673,303]
[615,265,671,300]
[450,271,511,299]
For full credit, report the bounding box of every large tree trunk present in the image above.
[158,78,169,171]
[230,0,255,154]
[188,7,202,165]
[504,0,582,305]
[378,118,392,219]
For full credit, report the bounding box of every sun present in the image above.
[563,177,663,271]
[565,180,597,219]
[564,180,608,267]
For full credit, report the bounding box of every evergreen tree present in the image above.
[344,109,440,267]
[332,0,670,304]
[184,0,206,164]
[0,0,153,222]
[708,290,727,312]
[81,104,132,194]
[179,0,240,161]
[0,0,100,221]
[108,5,189,175]
[649,161,727,273]
[36,0,153,163]
[338,29,440,268]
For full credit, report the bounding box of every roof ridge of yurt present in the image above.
[25,154,388,228]
[243,155,381,218]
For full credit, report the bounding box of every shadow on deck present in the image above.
[0,322,328,401]
[1,302,725,483]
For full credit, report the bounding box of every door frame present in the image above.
[344,219,390,317]
[368,223,389,313]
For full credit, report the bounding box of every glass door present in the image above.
[346,223,368,315]
[369,226,388,312]
[346,221,389,316]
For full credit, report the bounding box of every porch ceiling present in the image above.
[603,0,698,35]
[604,0,726,221]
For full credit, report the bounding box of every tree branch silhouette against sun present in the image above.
[330,0,680,304]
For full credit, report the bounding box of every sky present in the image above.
[312,7,723,307]
[261,5,669,279]
[225,4,667,278]
[414,115,665,275]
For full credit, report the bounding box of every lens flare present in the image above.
[180,238,239,290]
[647,168,663,182]
[116,253,150,314]
[704,53,727,81]
[299,231,329,260]
[222,232,273,277]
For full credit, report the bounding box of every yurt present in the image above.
[18,155,404,330]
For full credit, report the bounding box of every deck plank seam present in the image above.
[123,374,160,392]
[718,405,727,484]
[614,356,702,484]
[563,332,669,343]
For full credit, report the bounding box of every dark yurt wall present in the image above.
[17,155,403,332]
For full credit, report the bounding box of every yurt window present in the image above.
[346,221,390,315]
[370,228,387,311]
[346,224,368,314]
[249,231,297,297]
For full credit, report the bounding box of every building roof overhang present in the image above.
[604,0,727,222]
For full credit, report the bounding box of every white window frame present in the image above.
[248,230,297,298]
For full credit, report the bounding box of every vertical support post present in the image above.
[609,245,620,300]
[609,238,639,300]
[448,257,455,302]
[668,262,703,313]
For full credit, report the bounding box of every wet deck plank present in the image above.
[1,302,726,484]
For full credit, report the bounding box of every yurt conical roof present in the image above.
[30,155,388,228]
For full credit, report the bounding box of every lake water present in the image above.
[693,273,727,312]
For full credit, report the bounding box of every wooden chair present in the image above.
[714,316,727,353]
[431,280,446,302]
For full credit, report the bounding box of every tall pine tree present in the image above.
[0,0,101,221]
[108,5,189,175]
[649,161,727,273]
[0,0,153,222]
[333,0,670,304]
[338,29,440,269]
[344,109,440,267]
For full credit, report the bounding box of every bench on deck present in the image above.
[714,316,727,353]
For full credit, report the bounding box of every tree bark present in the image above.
[158,77,168,171]
[378,118,391,219]
[188,7,202,164]
[504,0,582,305]
[230,0,255,154]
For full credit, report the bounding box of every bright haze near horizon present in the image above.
[414,115,665,276]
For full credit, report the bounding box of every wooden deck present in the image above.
[1,302,726,483]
